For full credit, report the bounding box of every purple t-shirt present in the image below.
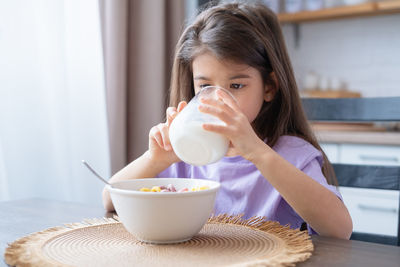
[157,135,341,234]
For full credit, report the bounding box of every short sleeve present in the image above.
[156,162,190,178]
[156,164,177,178]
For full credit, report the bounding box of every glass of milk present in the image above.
[169,86,233,166]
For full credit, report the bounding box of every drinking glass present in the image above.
[169,86,234,166]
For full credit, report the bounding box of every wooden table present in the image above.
[1,199,399,267]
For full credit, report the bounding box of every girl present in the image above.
[103,1,352,239]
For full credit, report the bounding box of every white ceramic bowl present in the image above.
[107,178,220,244]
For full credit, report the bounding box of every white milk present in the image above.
[169,120,229,166]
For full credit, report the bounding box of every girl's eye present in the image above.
[230,83,244,89]
[199,84,212,88]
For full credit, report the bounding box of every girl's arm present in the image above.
[102,102,187,212]
[249,145,353,239]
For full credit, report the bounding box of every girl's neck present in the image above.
[225,147,240,157]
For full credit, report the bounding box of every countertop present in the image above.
[314,130,400,145]
[312,122,400,145]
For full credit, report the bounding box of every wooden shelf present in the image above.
[278,1,400,23]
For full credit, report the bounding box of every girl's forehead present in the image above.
[192,52,253,74]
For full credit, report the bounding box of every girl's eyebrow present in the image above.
[194,74,251,80]
[193,76,209,80]
[229,74,251,79]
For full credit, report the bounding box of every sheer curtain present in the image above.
[0,142,8,201]
[0,0,110,205]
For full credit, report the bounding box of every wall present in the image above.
[282,14,400,97]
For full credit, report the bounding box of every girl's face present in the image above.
[192,52,273,123]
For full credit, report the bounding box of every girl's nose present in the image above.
[215,84,228,90]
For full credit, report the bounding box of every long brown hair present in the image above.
[168,1,336,185]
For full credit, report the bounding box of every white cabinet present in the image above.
[340,144,400,166]
[320,142,400,237]
[339,187,399,236]
[320,143,339,163]
[321,143,400,166]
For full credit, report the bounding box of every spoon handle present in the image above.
[82,160,111,186]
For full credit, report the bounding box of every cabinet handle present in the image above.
[359,155,399,163]
[358,204,397,213]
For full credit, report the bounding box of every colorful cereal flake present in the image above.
[139,184,209,192]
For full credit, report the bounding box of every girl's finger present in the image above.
[166,107,178,126]
[216,89,240,111]
[149,126,164,148]
[199,97,235,117]
[158,124,172,151]
[177,101,187,112]
[202,123,227,135]
[198,103,233,124]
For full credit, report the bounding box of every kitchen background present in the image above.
[283,15,400,97]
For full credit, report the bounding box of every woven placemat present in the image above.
[4,215,313,267]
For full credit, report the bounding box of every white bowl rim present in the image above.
[107,178,220,198]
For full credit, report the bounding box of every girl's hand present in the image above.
[198,89,265,162]
[148,101,187,166]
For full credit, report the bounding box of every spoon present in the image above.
[81,160,112,187]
